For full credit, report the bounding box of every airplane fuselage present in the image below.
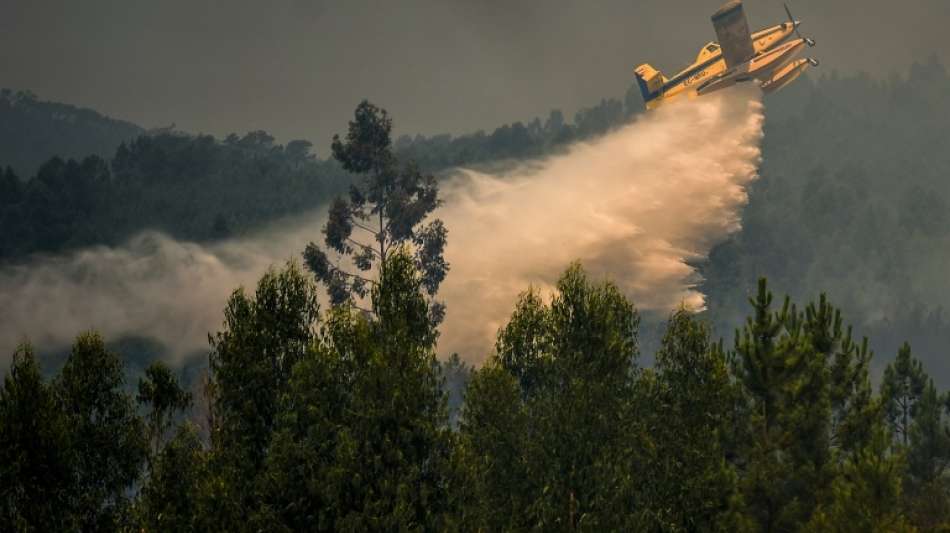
[648,22,801,108]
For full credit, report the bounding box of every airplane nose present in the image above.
[805,37,816,47]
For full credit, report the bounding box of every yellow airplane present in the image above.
[635,1,819,110]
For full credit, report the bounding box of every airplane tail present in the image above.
[634,63,666,106]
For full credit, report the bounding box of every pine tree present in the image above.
[906,379,950,487]
[732,279,877,530]
[881,342,927,447]
[806,423,914,532]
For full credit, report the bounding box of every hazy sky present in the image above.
[2,0,947,149]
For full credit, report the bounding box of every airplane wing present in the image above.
[711,0,755,68]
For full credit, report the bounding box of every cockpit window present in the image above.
[706,44,719,52]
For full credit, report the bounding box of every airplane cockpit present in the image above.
[696,43,721,63]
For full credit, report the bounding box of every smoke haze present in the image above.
[0,88,763,365]
[0,218,321,364]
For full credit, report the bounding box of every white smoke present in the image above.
[0,88,763,366]
[437,88,764,361]
[0,216,322,364]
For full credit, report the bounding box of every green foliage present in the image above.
[56,332,147,530]
[10,265,950,530]
[637,309,744,531]
[138,361,192,454]
[304,101,448,311]
[450,362,532,531]
[2,337,153,531]
[135,423,207,532]
[495,289,552,397]
[0,345,74,532]
[255,249,451,531]
[206,260,320,528]
[906,379,950,487]
[882,342,928,446]
[807,424,914,533]
[732,279,876,531]
[457,263,641,530]
[877,343,950,528]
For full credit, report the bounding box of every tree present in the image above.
[206,261,320,528]
[495,289,552,398]
[881,342,927,446]
[457,263,641,530]
[732,279,877,531]
[639,309,745,531]
[0,166,21,205]
[903,378,950,529]
[0,344,74,532]
[254,249,451,531]
[439,352,472,427]
[304,100,448,315]
[55,332,147,531]
[285,139,315,168]
[138,361,192,456]
[135,424,207,533]
[906,379,950,486]
[134,361,199,531]
[806,424,914,533]
[334,248,450,529]
[450,363,532,531]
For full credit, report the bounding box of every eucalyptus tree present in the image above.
[304,101,448,320]
[0,345,73,531]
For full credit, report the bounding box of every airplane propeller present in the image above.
[784,3,816,46]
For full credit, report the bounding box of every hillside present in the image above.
[700,56,950,383]
[0,89,144,177]
[4,60,950,384]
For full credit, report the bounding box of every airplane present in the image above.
[634,1,819,110]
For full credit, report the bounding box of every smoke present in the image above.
[0,88,763,366]
[0,215,323,365]
[437,87,764,361]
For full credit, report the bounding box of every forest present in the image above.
[3,57,950,531]
[4,250,950,530]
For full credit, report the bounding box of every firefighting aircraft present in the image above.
[634,1,818,110]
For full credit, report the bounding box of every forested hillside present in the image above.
[6,65,950,530]
[0,91,635,265]
[0,133,350,261]
[4,60,950,386]
[0,89,143,177]
[700,56,950,384]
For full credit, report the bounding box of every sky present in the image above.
[2,0,948,149]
